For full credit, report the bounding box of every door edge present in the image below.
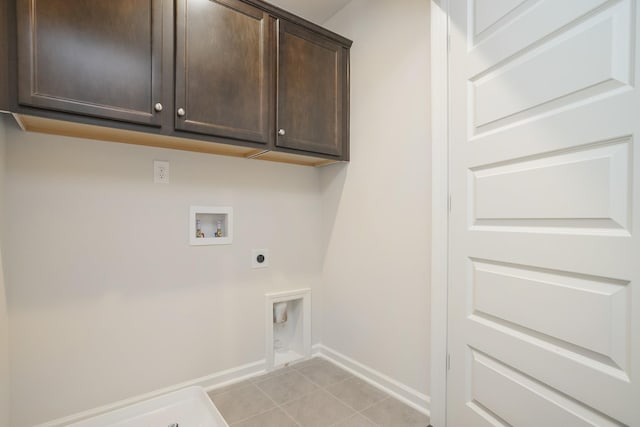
[430,0,450,426]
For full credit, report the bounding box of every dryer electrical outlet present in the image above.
[252,249,269,268]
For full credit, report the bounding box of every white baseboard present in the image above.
[34,359,267,427]
[312,343,430,416]
[36,343,430,426]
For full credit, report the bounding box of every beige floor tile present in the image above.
[208,379,253,397]
[256,370,319,404]
[325,377,387,411]
[210,383,276,424]
[250,366,295,383]
[361,397,429,427]
[282,389,355,427]
[296,359,352,387]
[331,413,378,427]
[209,359,429,427]
[291,357,323,369]
[231,407,299,427]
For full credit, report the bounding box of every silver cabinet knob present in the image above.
[154,103,163,112]
[177,108,186,117]
[278,129,286,136]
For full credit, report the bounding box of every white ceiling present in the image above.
[266,0,352,24]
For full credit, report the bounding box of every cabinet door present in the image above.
[175,0,274,144]
[17,0,163,126]
[277,21,347,157]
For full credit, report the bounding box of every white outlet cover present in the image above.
[154,160,169,184]
[252,249,269,268]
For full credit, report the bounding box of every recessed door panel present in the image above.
[175,0,273,144]
[277,21,344,157]
[17,0,163,125]
[471,139,631,232]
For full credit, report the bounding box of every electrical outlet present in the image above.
[154,160,169,184]
[252,249,269,268]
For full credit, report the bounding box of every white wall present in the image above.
[0,116,10,427]
[321,0,431,398]
[2,2,432,423]
[3,122,324,427]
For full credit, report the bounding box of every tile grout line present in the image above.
[317,358,368,426]
[323,376,389,413]
[326,413,354,427]
[357,395,390,413]
[254,372,303,427]
[356,396,390,427]
[226,387,276,425]
[315,388,357,427]
[281,359,357,427]
[322,376,387,427]
[295,358,355,390]
[256,368,321,407]
[276,386,354,426]
[256,372,308,427]
[292,362,327,389]
[254,371,311,427]
[273,395,303,427]
[359,411,384,427]
[314,363,360,427]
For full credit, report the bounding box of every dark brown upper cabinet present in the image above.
[17,0,163,126]
[11,0,351,166]
[175,0,274,144]
[276,20,347,158]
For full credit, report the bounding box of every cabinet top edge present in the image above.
[245,0,353,47]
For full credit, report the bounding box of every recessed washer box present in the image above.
[190,206,233,245]
[265,288,311,370]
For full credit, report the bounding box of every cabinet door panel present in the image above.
[17,0,162,126]
[175,0,273,144]
[277,21,345,157]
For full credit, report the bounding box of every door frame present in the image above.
[429,0,450,426]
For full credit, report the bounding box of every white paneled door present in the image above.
[447,0,639,426]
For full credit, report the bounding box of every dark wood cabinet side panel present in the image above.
[0,0,7,111]
[175,0,273,144]
[277,21,343,157]
[342,46,350,161]
[17,0,163,125]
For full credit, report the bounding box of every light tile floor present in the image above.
[208,358,429,427]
